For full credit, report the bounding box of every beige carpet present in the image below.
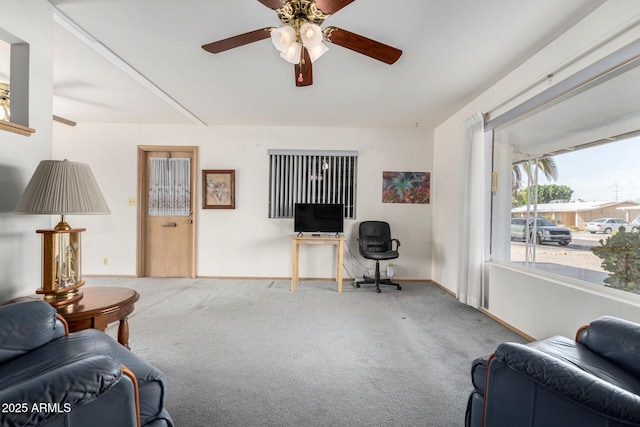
[89,278,526,427]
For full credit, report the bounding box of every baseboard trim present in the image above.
[425,280,534,342]
[195,276,345,281]
[427,279,457,297]
[478,308,536,342]
[195,276,434,282]
[84,274,137,279]
[84,274,434,283]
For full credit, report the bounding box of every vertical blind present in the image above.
[148,157,191,216]
[268,150,358,218]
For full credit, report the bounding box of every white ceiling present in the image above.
[44,0,606,128]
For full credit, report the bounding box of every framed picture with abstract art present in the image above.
[202,169,235,209]
[382,171,430,204]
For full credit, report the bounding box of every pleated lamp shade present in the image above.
[16,160,110,228]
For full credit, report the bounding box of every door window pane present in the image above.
[148,157,191,216]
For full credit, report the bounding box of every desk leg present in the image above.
[118,318,131,350]
[337,240,343,293]
[291,239,299,292]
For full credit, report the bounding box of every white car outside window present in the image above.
[585,218,631,234]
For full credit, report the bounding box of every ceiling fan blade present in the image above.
[256,0,284,9]
[202,28,273,54]
[324,26,402,64]
[315,0,355,14]
[295,48,313,87]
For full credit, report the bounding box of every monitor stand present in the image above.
[295,232,341,238]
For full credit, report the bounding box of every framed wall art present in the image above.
[202,169,235,209]
[382,171,430,204]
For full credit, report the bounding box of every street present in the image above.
[558,231,604,250]
[510,231,608,274]
[511,231,604,250]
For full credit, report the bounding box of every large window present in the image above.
[268,150,358,219]
[508,138,640,293]
[490,39,640,296]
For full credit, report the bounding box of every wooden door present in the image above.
[137,146,197,278]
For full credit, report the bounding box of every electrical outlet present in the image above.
[103,257,108,265]
[128,198,136,206]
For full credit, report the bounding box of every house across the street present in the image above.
[512,200,640,229]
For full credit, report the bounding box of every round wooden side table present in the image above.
[58,287,140,349]
[13,287,139,349]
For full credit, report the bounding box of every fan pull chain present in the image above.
[298,48,304,83]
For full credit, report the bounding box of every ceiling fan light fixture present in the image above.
[270,25,297,52]
[300,23,323,48]
[202,0,402,87]
[306,42,329,62]
[299,23,328,62]
[280,42,303,64]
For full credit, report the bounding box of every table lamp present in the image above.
[15,159,110,307]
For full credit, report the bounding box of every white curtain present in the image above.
[148,157,191,216]
[457,112,485,308]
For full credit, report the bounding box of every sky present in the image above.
[537,136,640,202]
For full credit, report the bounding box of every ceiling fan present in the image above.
[201,0,402,87]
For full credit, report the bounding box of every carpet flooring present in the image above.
[90,278,526,427]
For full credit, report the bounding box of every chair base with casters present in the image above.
[356,260,402,293]
[356,221,402,293]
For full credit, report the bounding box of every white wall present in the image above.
[488,262,640,339]
[0,0,54,302]
[53,124,433,280]
[433,0,640,338]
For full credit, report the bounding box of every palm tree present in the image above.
[512,157,558,199]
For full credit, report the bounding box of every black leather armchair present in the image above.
[0,300,173,427]
[465,316,640,427]
[356,221,401,293]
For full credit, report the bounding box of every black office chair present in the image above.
[356,221,401,293]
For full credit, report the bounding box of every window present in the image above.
[0,28,33,136]
[148,157,191,216]
[268,150,358,219]
[489,39,640,296]
[0,38,10,121]
[505,138,640,295]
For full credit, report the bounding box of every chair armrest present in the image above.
[578,316,640,378]
[492,342,640,424]
[0,301,63,364]
[391,238,400,251]
[121,365,141,427]
[0,355,127,427]
[55,314,69,336]
[470,355,488,392]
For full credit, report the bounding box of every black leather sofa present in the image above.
[466,316,640,427]
[0,300,173,427]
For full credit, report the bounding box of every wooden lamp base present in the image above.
[37,280,85,308]
[36,227,86,309]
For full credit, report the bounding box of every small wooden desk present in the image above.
[291,234,345,293]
